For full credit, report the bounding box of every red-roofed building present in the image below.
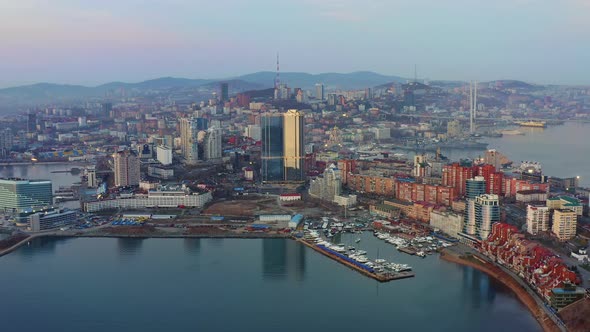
[481,223,580,301]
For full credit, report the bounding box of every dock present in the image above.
[297,239,415,282]
[399,247,418,255]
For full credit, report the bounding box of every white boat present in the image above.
[416,251,426,258]
[398,265,412,272]
[355,256,369,263]
[355,238,361,243]
[375,259,386,264]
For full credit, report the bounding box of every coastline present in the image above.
[0,161,91,166]
[0,234,34,257]
[440,249,561,332]
[0,231,291,257]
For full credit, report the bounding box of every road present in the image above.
[450,244,567,332]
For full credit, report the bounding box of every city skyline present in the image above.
[2,0,590,87]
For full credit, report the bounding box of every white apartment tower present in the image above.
[204,127,223,161]
[526,205,550,235]
[180,117,200,164]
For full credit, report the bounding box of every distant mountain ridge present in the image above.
[0,72,546,114]
[0,71,412,112]
[236,71,408,89]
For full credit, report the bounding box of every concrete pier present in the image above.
[298,239,415,282]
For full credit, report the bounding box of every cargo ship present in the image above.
[516,121,546,128]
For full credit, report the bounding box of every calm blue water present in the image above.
[441,122,590,187]
[0,233,540,332]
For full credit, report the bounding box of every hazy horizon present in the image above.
[2,0,590,87]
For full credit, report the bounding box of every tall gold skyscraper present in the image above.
[261,109,304,182]
[283,109,304,181]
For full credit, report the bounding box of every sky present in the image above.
[1,0,589,87]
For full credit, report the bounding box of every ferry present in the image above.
[517,121,546,128]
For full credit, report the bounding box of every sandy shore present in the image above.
[440,249,561,332]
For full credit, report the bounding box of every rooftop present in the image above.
[517,189,547,195]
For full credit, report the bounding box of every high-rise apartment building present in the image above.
[442,163,474,196]
[261,110,304,182]
[471,194,500,240]
[475,164,504,195]
[552,209,577,241]
[315,83,324,100]
[0,128,13,158]
[113,150,140,187]
[86,166,98,188]
[0,178,52,213]
[309,164,342,201]
[203,128,222,161]
[463,177,497,240]
[526,205,550,235]
[180,117,200,164]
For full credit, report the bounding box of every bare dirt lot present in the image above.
[203,195,332,218]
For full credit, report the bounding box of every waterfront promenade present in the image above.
[441,245,565,332]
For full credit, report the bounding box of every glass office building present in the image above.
[0,178,53,213]
[261,114,285,181]
[261,110,304,182]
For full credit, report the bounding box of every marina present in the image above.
[299,230,415,282]
[373,230,454,258]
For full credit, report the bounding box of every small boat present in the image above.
[355,256,369,263]
[355,238,361,243]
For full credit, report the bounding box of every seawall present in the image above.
[0,234,34,257]
[440,250,561,332]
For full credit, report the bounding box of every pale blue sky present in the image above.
[1,0,589,87]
